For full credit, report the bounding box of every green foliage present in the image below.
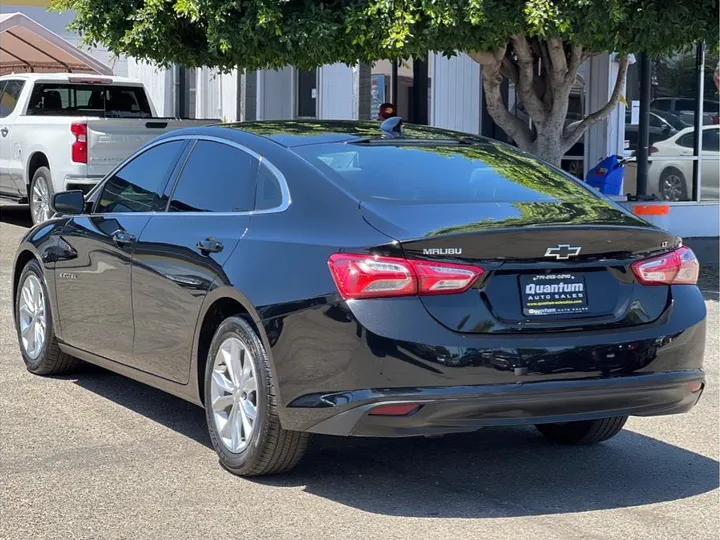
[53,0,718,71]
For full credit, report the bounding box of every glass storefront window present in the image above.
[623,46,719,202]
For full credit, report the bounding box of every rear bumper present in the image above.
[299,370,705,437]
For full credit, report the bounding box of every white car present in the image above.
[0,73,213,224]
[648,125,720,201]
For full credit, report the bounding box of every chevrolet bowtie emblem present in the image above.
[544,244,582,260]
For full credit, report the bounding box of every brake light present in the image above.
[71,122,87,163]
[650,146,659,154]
[327,253,483,299]
[631,246,699,285]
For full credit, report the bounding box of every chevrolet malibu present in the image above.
[12,120,706,477]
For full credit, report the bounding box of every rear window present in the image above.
[293,142,592,203]
[26,83,152,118]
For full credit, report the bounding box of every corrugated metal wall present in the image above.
[430,53,481,135]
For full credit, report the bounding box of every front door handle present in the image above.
[197,237,223,255]
[0,127,8,137]
[112,230,136,247]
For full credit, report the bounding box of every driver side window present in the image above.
[95,140,186,213]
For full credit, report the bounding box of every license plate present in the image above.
[520,273,589,317]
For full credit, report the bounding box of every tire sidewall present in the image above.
[30,167,54,225]
[204,317,271,473]
[15,259,53,371]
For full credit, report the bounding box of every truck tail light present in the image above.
[631,246,699,285]
[71,122,87,163]
[327,254,483,299]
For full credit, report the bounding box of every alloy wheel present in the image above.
[210,337,258,453]
[661,173,685,201]
[18,274,47,360]
[31,176,52,223]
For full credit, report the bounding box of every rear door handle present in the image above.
[0,127,8,137]
[197,237,223,255]
[112,230,136,247]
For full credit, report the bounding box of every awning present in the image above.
[0,12,112,76]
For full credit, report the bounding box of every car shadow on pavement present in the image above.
[0,204,33,228]
[71,368,718,518]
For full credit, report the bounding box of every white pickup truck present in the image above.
[0,73,213,224]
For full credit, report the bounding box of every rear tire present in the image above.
[659,167,688,201]
[535,416,628,445]
[204,316,309,476]
[15,259,79,375]
[29,167,55,225]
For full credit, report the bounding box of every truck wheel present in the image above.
[30,167,55,225]
[536,416,628,445]
[204,316,310,476]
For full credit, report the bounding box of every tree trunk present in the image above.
[470,42,630,170]
[533,124,566,167]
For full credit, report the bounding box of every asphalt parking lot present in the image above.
[1,204,718,540]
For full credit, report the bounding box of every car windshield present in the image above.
[26,83,152,118]
[652,109,690,130]
[293,141,592,204]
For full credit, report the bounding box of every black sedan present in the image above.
[12,120,706,477]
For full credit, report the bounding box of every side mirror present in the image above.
[52,190,85,215]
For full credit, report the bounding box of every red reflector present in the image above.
[70,123,88,163]
[369,403,421,416]
[633,204,669,216]
[688,381,703,393]
[631,246,699,285]
[327,253,483,299]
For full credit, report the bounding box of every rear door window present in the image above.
[168,141,259,213]
[294,142,591,203]
[0,80,25,118]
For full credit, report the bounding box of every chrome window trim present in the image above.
[89,133,291,217]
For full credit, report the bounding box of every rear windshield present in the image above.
[26,83,152,118]
[293,142,592,203]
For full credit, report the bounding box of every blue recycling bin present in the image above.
[586,155,624,195]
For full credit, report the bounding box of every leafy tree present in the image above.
[55,0,718,165]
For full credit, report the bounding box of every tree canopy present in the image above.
[55,0,718,72]
[54,0,719,165]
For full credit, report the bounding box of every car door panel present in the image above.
[53,138,187,366]
[131,139,259,383]
[0,80,25,196]
[131,215,247,383]
[55,214,151,364]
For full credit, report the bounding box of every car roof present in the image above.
[217,120,488,148]
[0,73,140,84]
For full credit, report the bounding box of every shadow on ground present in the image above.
[71,368,719,519]
[0,204,33,228]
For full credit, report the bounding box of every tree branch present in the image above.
[562,55,630,153]
[546,37,568,83]
[509,35,545,120]
[470,48,534,150]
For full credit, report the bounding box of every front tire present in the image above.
[15,259,79,375]
[535,416,628,445]
[204,316,309,476]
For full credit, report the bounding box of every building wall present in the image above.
[1,5,127,76]
[258,67,293,120]
[431,52,481,135]
[126,59,173,117]
[319,64,354,119]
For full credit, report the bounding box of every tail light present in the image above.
[328,253,483,299]
[631,246,699,285]
[649,146,659,154]
[71,122,87,163]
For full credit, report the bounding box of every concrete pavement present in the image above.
[1,204,718,540]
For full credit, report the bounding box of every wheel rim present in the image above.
[210,337,258,453]
[18,274,47,360]
[31,176,51,223]
[661,174,685,201]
